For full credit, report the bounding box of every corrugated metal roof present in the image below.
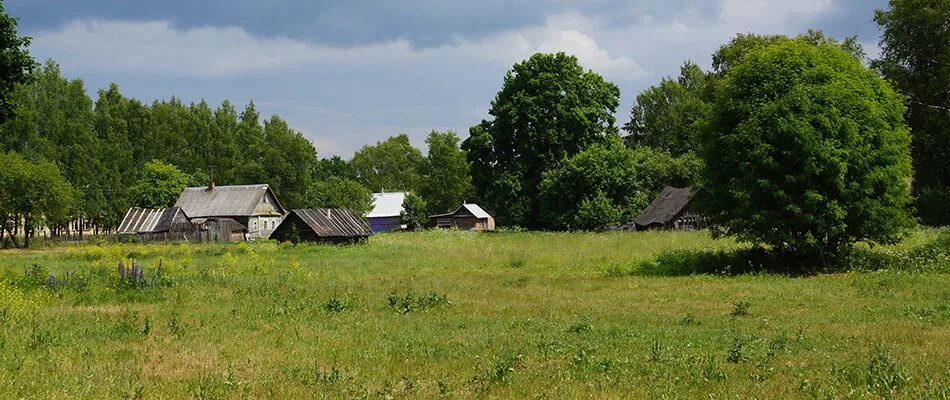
[117,207,187,234]
[366,192,406,218]
[175,184,285,218]
[633,186,698,227]
[429,203,493,219]
[288,209,373,238]
[460,204,491,219]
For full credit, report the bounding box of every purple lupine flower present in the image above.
[118,261,126,281]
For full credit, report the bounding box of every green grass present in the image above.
[0,229,948,399]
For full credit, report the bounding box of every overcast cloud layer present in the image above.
[10,0,887,156]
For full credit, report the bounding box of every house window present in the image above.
[437,218,452,228]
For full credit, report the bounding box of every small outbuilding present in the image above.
[624,186,707,231]
[366,192,406,233]
[188,217,248,242]
[117,207,191,242]
[269,209,373,244]
[426,203,496,231]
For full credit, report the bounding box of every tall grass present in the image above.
[0,229,946,398]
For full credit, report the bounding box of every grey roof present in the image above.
[430,203,492,219]
[175,184,285,218]
[366,192,406,218]
[117,207,187,234]
[285,209,373,238]
[634,187,699,227]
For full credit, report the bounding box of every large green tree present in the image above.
[0,152,76,248]
[350,134,425,193]
[463,52,621,228]
[0,0,36,124]
[129,160,192,208]
[420,130,472,214]
[305,176,373,216]
[259,115,318,208]
[874,0,950,225]
[699,39,915,263]
[623,62,710,155]
[539,138,701,231]
[93,83,137,228]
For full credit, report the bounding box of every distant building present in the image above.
[623,186,707,231]
[175,183,286,239]
[366,192,406,233]
[427,203,496,231]
[117,207,191,241]
[117,207,247,242]
[269,209,373,244]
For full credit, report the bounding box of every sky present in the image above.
[8,0,889,157]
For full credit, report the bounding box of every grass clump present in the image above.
[386,290,450,314]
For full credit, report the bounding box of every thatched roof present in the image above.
[175,184,285,218]
[281,209,373,238]
[117,207,188,234]
[633,186,699,229]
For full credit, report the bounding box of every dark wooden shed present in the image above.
[624,186,707,231]
[426,203,496,231]
[117,207,192,242]
[269,209,372,244]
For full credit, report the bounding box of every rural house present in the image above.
[269,209,373,244]
[175,184,286,239]
[117,207,191,242]
[622,186,707,231]
[366,192,406,233]
[426,203,496,231]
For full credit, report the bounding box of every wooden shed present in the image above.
[426,203,496,231]
[117,207,191,242]
[188,218,248,242]
[624,186,707,231]
[366,192,406,233]
[269,209,372,244]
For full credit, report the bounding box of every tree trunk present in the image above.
[23,212,31,249]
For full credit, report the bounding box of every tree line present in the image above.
[0,0,946,265]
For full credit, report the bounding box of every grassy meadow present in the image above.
[0,229,948,399]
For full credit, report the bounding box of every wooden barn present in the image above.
[117,207,191,241]
[426,203,496,231]
[175,183,286,239]
[625,186,707,231]
[188,218,248,242]
[366,192,406,233]
[269,209,372,244]
[117,207,248,242]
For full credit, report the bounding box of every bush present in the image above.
[916,186,950,227]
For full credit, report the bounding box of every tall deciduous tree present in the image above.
[93,83,136,228]
[0,152,75,248]
[0,0,37,124]
[874,0,950,225]
[623,62,710,155]
[304,176,373,216]
[420,130,472,214]
[351,134,425,193]
[259,115,318,208]
[699,39,914,263]
[129,160,192,208]
[463,52,621,228]
[539,138,701,231]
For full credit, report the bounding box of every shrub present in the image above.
[916,186,950,227]
[386,290,450,314]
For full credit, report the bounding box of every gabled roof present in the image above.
[366,192,406,218]
[117,207,187,234]
[175,184,285,218]
[634,187,699,227]
[285,209,373,238]
[429,203,493,219]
